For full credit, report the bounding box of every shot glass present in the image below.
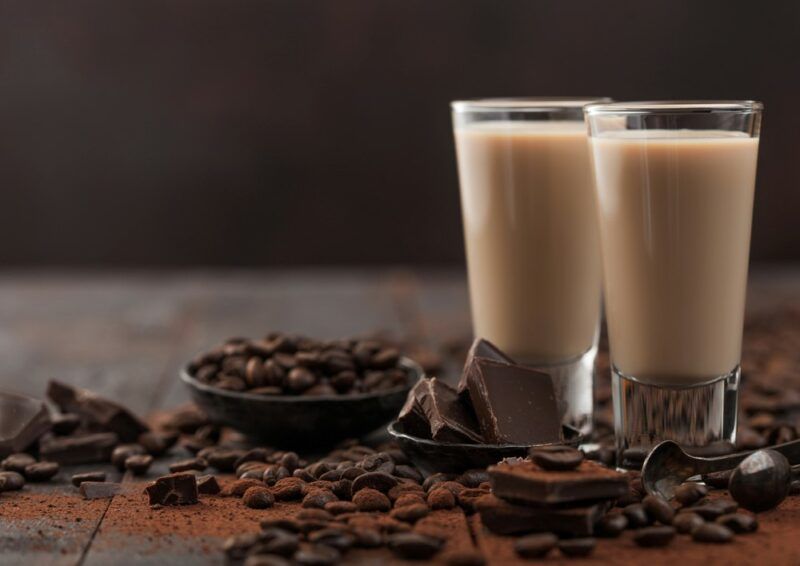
[451,98,609,435]
[585,101,763,465]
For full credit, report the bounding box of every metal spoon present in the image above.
[642,438,800,499]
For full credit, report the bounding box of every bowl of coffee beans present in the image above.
[182,333,420,447]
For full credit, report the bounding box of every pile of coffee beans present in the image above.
[187,333,412,396]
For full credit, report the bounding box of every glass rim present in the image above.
[585,100,763,115]
[451,97,612,113]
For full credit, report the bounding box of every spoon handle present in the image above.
[698,438,800,474]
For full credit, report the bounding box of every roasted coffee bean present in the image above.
[293,545,340,566]
[71,471,107,487]
[325,501,358,515]
[394,465,423,484]
[206,449,245,472]
[243,555,291,566]
[456,469,490,488]
[223,533,260,560]
[388,483,425,501]
[0,471,25,491]
[584,446,615,467]
[353,488,391,512]
[674,482,708,506]
[319,469,343,482]
[111,444,146,470]
[351,471,398,493]
[729,449,791,512]
[272,477,306,501]
[444,550,486,566]
[390,503,429,523]
[351,528,383,548]
[394,493,426,508]
[642,494,675,524]
[716,513,758,533]
[691,501,736,520]
[596,513,628,537]
[293,468,316,482]
[51,413,82,436]
[138,431,179,457]
[633,526,676,547]
[226,479,264,497]
[621,447,648,469]
[623,503,651,527]
[302,488,338,509]
[2,453,36,473]
[370,348,400,369]
[673,512,705,534]
[513,533,558,558]
[235,447,271,468]
[169,457,208,473]
[702,469,733,489]
[125,454,153,475]
[286,368,316,393]
[358,453,394,474]
[387,532,443,560]
[280,452,300,472]
[197,475,221,494]
[330,479,352,501]
[789,480,800,495]
[243,486,275,509]
[435,481,465,496]
[255,530,300,557]
[24,461,59,482]
[297,509,333,522]
[428,487,456,510]
[331,371,356,393]
[558,538,596,557]
[692,522,734,543]
[423,473,455,492]
[529,445,584,471]
[457,488,489,514]
[308,528,356,551]
[305,383,337,396]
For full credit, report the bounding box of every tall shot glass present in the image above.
[452,98,609,435]
[584,101,763,465]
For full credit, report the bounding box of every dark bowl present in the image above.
[387,420,583,474]
[181,358,421,449]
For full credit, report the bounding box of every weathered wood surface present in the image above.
[0,268,796,565]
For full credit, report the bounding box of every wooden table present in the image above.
[0,268,798,565]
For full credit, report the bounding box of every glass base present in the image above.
[526,344,596,437]
[612,366,740,468]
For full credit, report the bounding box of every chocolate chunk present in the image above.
[24,461,59,482]
[39,432,119,465]
[197,474,221,494]
[633,525,676,547]
[0,471,25,491]
[557,538,596,557]
[71,471,107,487]
[145,473,198,506]
[513,533,557,558]
[397,381,432,439]
[475,494,606,536]
[457,338,514,399]
[80,481,123,499]
[488,458,627,506]
[529,445,584,471]
[387,532,443,560]
[47,380,148,442]
[463,359,561,444]
[0,392,51,457]
[415,378,483,443]
[692,522,734,543]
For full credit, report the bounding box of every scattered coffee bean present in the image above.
[394,493,426,508]
[529,445,584,471]
[138,431,179,457]
[24,461,59,482]
[111,444,146,470]
[226,478,265,497]
[702,469,733,489]
[692,522,734,543]
[387,532,443,560]
[353,488,391,512]
[145,473,198,506]
[197,475,221,494]
[0,471,25,492]
[324,501,358,515]
[673,512,705,534]
[623,503,651,527]
[514,533,558,558]
[125,454,153,475]
[596,513,628,537]
[80,482,123,499]
[643,494,675,524]
[716,513,758,534]
[633,525,676,547]
[169,457,208,473]
[423,473,455,492]
[428,488,457,510]
[674,482,708,506]
[729,449,791,512]
[243,486,275,509]
[2,453,36,473]
[558,538,596,557]
[293,545,340,566]
[272,477,306,501]
[351,471,398,493]
[690,500,737,520]
[308,528,356,551]
[390,503,429,523]
[621,447,648,469]
[302,488,338,509]
[457,469,490,487]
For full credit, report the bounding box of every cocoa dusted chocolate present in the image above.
[463,358,561,444]
[475,493,607,536]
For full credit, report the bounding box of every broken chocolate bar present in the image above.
[463,358,561,445]
[457,338,514,399]
[475,493,606,536]
[0,392,52,458]
[145,473,199,506]
[39,432,119,465]
[488,458,628,506]
[47,380,149,442]
[397,380,433,439]
[416,378,482,443]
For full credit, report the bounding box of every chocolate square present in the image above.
[397,380,432,439]
[457,338,515,398]
[415,378,483,444]
[464,359,561,444]
[475,493,607,536]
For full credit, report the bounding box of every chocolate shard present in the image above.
[415,378,482,444]
[0,392,52,458]
[464,359,561,444]
[397,380,432,439]
[475,493,606,536]
[47,380,149,442]
[39,432,119,465]
[145,473,199,506]
[80,482,123,500]
[488,458,628,506]
[457,338,515,398]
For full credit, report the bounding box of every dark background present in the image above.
[0,0,797,267]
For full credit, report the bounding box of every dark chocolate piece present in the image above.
[47,380,149,442]
[464,359,561,444]
[145,473,199,506]
[416,378,482,444]
[0,392,52,458]
[80,481,123,500]
[197,474,221,494]
[475,494,606,536]
[39,432,119,465]
[488,458,628,506]
[457,338,514,398]
[397,380,432,439]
